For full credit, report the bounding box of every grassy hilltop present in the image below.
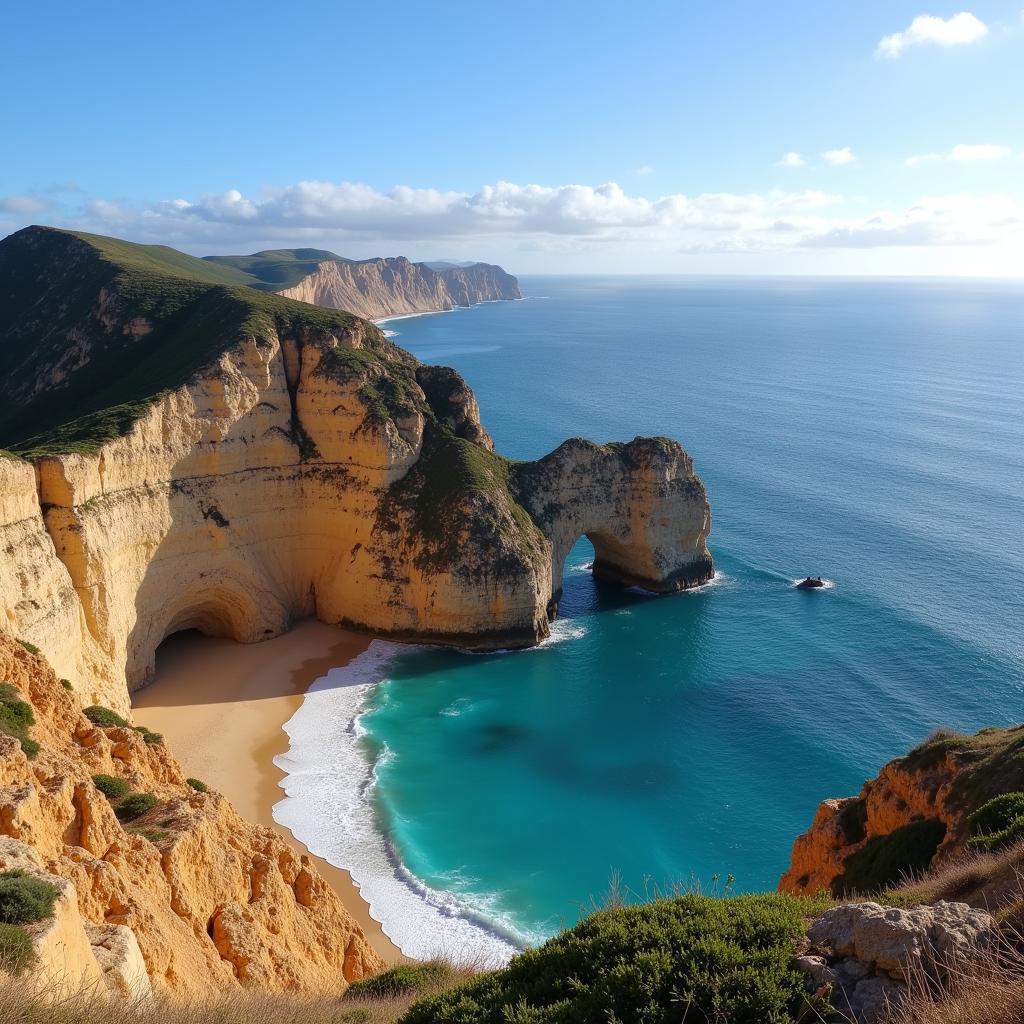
[0,227,390,456]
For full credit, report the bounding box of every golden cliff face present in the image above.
[277,257,521,319]
[0,634,383,995]
[2,322,712,713]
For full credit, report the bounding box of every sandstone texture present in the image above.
[0,635,382,995]
[795,900,993,1022]
[0,227,712,711]
[274,256,521,320]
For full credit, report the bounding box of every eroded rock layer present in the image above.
[0,227,713,712]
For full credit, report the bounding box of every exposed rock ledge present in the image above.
[0,229,711,713]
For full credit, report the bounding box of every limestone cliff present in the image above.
[779,725,1024,896]
[0,226,712,713]
[206,248,522,320]
[0,633,383,995]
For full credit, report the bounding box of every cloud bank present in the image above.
[877,12,988,58]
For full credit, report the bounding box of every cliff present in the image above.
[0,633,382,996]
[205,249,521,320]
[780,725,1024,897]
[0,226,712,714]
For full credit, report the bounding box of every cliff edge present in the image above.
[0,226,711,715]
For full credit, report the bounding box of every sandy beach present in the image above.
[131,619,402,963]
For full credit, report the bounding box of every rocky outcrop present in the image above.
[0,635,382,996]
[795,901,993,1022]
[275,256,521,320]
[780,727,1024,896]
[0,230,711,711]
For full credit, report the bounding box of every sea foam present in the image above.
[273,641,523,965]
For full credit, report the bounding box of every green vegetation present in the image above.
[347,963,454,999]
[0,683,39,759]
[0,870,60,925]
[0,923,34,976]
[186,778,209,793]
[134,724,163,745]
[59,678,73,690]
[15,639,39,656]
[84,704,130,728]
[205,248,349,291]
[402,894,809,1024]
[835,818,947,896]
[0,227,372,454]
[115,793,160,822]
[92,774,131,800]
[968,792,1024,852]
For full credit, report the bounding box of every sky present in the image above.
[2,1,1023,275]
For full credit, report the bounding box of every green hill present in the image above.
[0,226,383,456]
[205,248,353,291]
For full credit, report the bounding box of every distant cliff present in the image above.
[205,249,521,320]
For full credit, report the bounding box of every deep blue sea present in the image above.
[275,276,1024,961]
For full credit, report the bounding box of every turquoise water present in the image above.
[284,277,1024,955]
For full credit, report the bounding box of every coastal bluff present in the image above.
[0,225,712,716]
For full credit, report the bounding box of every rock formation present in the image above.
[0,226,712,712]
[0,634,382,996]
[779,725,1024,896]
[794,900,994,1023]
[205,248,522,320]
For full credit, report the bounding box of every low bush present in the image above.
[92,774,131,800]
[0,870,60,925]
[59,678,73,690]
[15,640,39,656]
[134,725,163,745]
[0,683,39,759]
[84,705,130,728]
[348,963,453,999]
[0,923,34,976]
[186,778,209,793]
[116,793,159,822]
[835,818,946,896]
[968,793,1024,852]
[401,893,808,1024]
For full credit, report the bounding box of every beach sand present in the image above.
[131,619,402,963]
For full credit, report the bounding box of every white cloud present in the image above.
[951,143,1010,162]
[634,165,654,176]
[877,12,988,58]
[777,152,805,168]
[823,147,856,166]
[0,195,52,215]
[4,178,1022,268]
[906,143,1011,165]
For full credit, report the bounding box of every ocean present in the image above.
[273,276,1024,962]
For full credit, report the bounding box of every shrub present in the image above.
[15,640,39,656]
[186,778,209,793]
[968,792,1024,853]
[401,894,808,1024]
[0,870,60,925]
[83,705,129,728]
[92,774,131,800]
[0,683,39,759]
[59,678,73,690]
[835,818,946,896]
[133,725,163,745]
[348,962,453,999]
[0,923,34,976]
[116,793,159,822]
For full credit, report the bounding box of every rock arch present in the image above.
[512,437,713,612]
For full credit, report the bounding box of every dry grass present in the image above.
[880,934,1024,1024]
[0,961,478,1024]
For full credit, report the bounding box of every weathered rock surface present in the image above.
[274,256,521,320]
[0,230,711,710]
[796,900,993,1022]
[0,635,382,996]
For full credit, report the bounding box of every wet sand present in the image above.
[131,619,402,963]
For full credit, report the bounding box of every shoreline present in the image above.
[131,619,404,964]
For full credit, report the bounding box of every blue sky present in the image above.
[2,1,1023,274]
